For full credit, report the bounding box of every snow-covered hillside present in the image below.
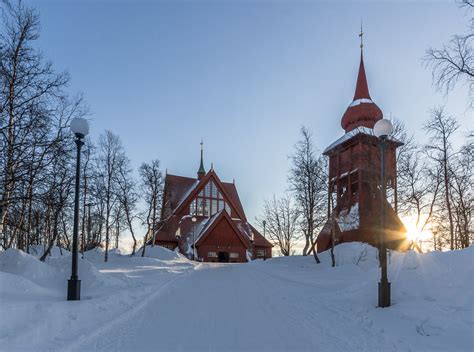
[0,243,472,351]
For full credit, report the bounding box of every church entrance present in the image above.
[218,252,229,263]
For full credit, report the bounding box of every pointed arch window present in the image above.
[189,180,231,217]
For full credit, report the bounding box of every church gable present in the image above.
[173,171,246,220]
[197,211,250,249]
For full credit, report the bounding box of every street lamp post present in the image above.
[263,220,267,260]
[374,118,393,308]
[67,117,89,301]
[191,216,197,261]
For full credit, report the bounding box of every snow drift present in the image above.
[138,245,184,261]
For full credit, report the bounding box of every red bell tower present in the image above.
[316,38,408,253]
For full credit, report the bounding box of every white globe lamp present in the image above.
[373,119,393,139]
[70,118,89,138]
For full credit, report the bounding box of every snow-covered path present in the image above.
[1,244,472,352]
[70,262,390,352]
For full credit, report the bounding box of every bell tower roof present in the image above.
[353,52,371,101]
[341,31,382,133]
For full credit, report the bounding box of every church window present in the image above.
[204,183,211,197]
[257,249,265,257]
[208,251,218,258]
[212,199,218,214]
[190,199,197,215]
[190,180,232,217]
[205,199,211,217]
[211,183,218,198]
[229,252,239,258]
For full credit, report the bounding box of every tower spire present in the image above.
[353,25,371,101]
[340,28,382,132]
[197,139,206,179]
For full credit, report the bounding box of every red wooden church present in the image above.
[154,146,272,262]
[316,40,409,253]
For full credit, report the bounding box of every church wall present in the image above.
[198,218,248,263]
[252,247,272,260]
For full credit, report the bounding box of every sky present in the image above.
[28,0,472,231]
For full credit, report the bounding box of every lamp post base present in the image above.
[378,281,391,308]
[67,279,81,301]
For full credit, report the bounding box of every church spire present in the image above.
[353,24,371,101]
[197,139,206,180]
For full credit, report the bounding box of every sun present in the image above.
[401,215,433,242]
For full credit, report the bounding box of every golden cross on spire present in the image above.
[359,21,364,49]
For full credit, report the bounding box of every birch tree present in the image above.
[288,127,325,263]
[424,107,459,250]
[139,159,163,257]
[257,195,300,256]
[97,130,125,262]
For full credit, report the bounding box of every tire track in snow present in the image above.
[63,263,202,352]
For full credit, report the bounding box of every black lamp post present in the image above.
[374,118,393,308]
[67,117,89,301]
[191,216,197,261]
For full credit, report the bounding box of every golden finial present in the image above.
[359,20,364,49]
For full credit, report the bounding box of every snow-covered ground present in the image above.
[0,243,472,352]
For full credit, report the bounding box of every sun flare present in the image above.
[401,215,433,242]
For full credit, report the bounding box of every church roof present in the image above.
[164,170,246,221]
[341,51,383,133]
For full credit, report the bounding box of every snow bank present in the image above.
[0,249,61,289]
[257,242,379,270]
[0,248,123,299]
[138,245,184,261]
[28,245,70,258]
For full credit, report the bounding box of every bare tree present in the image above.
[398,147,442,234]
[448,133,473,248]
[39,137,75,261]
[257,195,300,256]
[0,1,70,248]
[424,1,473,104]
[0,1,88,254]
[288,127,325,263]
[96,130,125,262]
[117,157,139,255]
[139,159,163,257]
[424,107,460,250]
